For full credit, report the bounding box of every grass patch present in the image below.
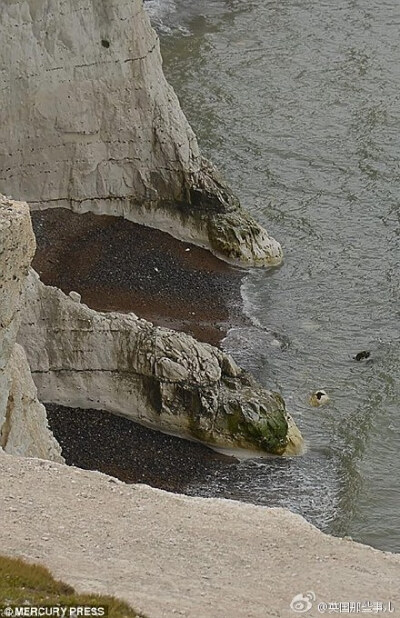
[0,555,145,617]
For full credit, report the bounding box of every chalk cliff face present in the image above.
[0,3,299,457]
[0,198,63,461]
[19,270,302,455]
[0,0,281,267]
[0,194,301,457]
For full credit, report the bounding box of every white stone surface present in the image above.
[2,345,64,461]
[68,291,81,303]
[0,451,399,618]
[0,197,63,461]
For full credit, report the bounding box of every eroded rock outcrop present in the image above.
[0,0,281,267]
[19,270,302,455]
[0,3,297,456]
[0,198,63,461]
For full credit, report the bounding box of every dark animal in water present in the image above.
[354,351,371,361]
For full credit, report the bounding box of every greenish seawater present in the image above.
[145,0,400,553]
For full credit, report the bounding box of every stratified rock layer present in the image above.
[0,0,282,267]
[20,271,302,455]
[0,198,63,461]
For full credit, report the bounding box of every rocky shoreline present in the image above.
[1,0,399,614]
[31,208,247,347]
[46,403,233,492]
[0,0,296,460]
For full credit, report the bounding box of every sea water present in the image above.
[145,0,400,553]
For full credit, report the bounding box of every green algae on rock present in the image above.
[19,270,302,456]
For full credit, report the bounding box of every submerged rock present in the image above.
[0,0,281,267]
[19,270,302,455]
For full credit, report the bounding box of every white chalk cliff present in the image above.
[0,0,299,459]
[0,0,281,267]
[0,190,302,460]
[19,269,302,455]
[0,5,399,613]
[0,194,301,456]
[0,199,63,461]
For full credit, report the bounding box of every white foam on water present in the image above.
[240,272,266,331]
[144,0,175,20]
[143,0,190,36]
[222,272,290,370]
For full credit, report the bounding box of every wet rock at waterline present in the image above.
[19,270,303,455]
[0,0,281,267]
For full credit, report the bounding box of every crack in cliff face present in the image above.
[8,40,158,82]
